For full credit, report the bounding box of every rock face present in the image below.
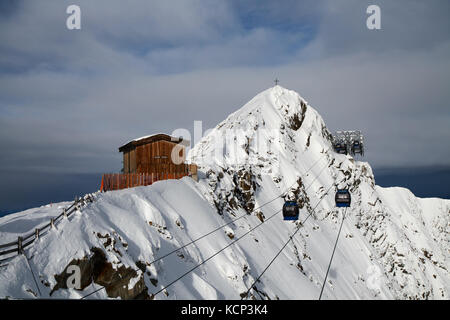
[51,247,150,299]
[0,85,448,300]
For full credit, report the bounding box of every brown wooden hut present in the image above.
[118,133,192,176]
[100,133,198,192]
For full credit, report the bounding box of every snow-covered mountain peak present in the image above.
[230,85,307,115]
[189,85,333,178]
[211,85,313,132]
[186,86,449,300]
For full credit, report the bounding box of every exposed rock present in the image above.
[288,101,307,131]
[233,168,257,213]
[51,247,150,299]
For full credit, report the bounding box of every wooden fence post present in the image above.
[35,228,39,240]
[50,218,55,229]
[63,208,67,218]
[18,236,23,254]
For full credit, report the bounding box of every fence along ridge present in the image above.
[1,167,197,266]
[0,193,96,265]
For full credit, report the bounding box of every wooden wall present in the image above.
[122,140,187,175]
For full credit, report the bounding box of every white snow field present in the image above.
[0,86,448,300]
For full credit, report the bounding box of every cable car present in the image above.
[351,140,364,156]
[335,189,351,207]
[283,201,299,220]
[333,142,347,155]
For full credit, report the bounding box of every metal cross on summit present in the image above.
[274,78,279,85]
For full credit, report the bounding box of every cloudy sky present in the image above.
[1,0,449,212]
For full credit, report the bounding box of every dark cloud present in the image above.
[0,0,449,211]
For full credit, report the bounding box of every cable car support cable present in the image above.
[150,208,283,298]
[81,150,331,299]
[318,206,348,300]
[144,151,329,268]
[243,182,335,299]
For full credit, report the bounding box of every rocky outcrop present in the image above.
[51,247,150,299]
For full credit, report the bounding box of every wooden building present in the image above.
[118,133,192,176]
[100,133,198,192]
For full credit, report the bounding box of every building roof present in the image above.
[118,133,190,152]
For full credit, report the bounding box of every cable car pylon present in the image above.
[332,130,365,157]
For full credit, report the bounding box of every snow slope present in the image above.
[0,86,448,300]
[0,202,72,244]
